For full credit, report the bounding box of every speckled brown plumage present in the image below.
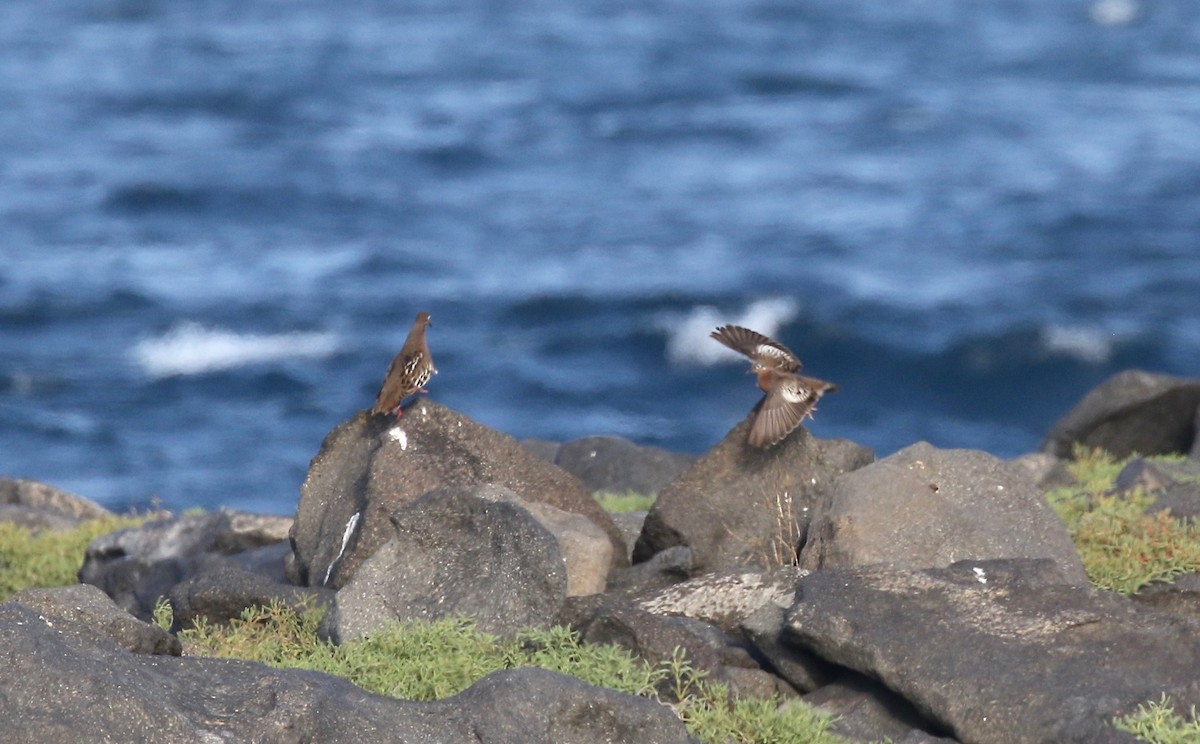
[710,324,802,373]
[710,324,837,447]
[372,312,436,417]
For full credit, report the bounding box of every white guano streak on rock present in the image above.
[323,511,361,586]
[388,427,408,449]
[973,566,987,584]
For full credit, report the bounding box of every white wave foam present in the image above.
[1090,0,1137,26]
[133,322,339,378]
[665,298,800,366]
[1039,324,1114,364]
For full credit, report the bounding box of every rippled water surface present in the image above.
[2,0,1198,513]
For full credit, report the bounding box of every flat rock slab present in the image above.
[786,559,1200,744]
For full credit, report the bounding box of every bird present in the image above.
[372,312,436,418]
[710,324,838,448]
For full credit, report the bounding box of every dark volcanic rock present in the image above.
[1008,452,1075,492]
[79,510,293,620]
[319,488,568,643]
[554,435,697,495]
[290,405,627,590]
[558,593,789,703]
[520,438,561,463]
[10,583,180,656]
[606,545,694,597]
[167,555,335,631]
[742,601,838,694]
[474,484,612,596]
[786,559,1200,744]
[1132,572,1200,622]
[229,540,293,582]
[801,672,947,744]
[440,667,698,744]
[1041,369,1200,459]
[1111,456,1200,521]
[633,414,873,572]
[609,510,648,561]
[557,594,728,698]
[798,442,1089,584]
[0,590,695,744]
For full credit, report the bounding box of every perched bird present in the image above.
[710,324,838,448]
[372,312,436,418]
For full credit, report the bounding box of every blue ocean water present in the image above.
[2,0,1198,514]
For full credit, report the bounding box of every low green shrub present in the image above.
[1046,447,1200,595]
[0,515,151,601]
[593,490,656,513]
[173,601,845,744]
[1115,694,1200,743]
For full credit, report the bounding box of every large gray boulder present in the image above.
[0,588,695,743]
[633,414,873,572]
[319,488,568,643]
[1041,370,1200,459]
[289,405,627,590]
[786,559,1200,744]
[798,442,1089,584]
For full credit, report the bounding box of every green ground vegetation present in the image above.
[1048,448,1200,744]
[1115,694,1200,744]
[593,490,656,513]
[166,599,847,744]
[0,514,151,602]
[1045,446,1200,595]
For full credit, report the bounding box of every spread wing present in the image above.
[710,325,801,372]
[748,374,838,447]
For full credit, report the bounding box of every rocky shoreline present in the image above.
[2,368,1200,743]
